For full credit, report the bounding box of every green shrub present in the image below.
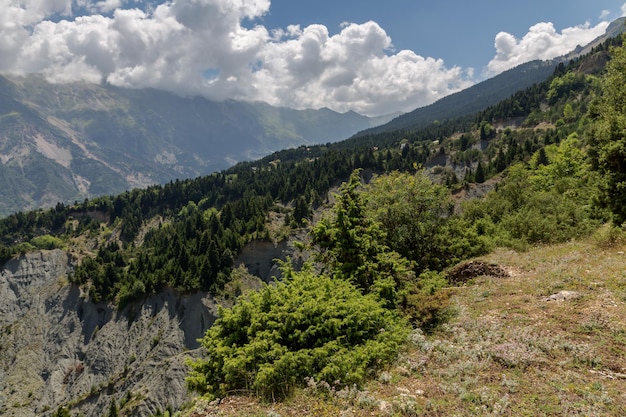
[402,270,453,331]
[364,171,490,273]
[15,242,36,255]
[30,234,64,250]
[460,159,601,247]
[0,243,13,266]
[592,224,626,249]
[186,265,410,401]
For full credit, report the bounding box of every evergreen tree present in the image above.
[292,195,311,226]
[589,33,626,225]
[460,134,470,151]
[479,121,494,141]
[536,147,549,167]
[311,170,414,308]
[475,161,486,183]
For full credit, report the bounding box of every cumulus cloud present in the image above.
[0,0,475,116]
[0,1,619,116]
[254,21,471,115]
[486,21,609,77]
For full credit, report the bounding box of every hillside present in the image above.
[181,234,626,416]
[1,24,625,417]
[1,18,622,218]
[358,59,557,135]
[359,17,626,137]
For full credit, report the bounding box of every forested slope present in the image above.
[0,34,620,307]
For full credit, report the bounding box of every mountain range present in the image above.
[0,76,392,216]
[0,17,623,217]
[1,16,625,417]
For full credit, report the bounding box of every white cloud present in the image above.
[0,0,476,116]
[254,21,472,115]
[5,1,612,116]
[600,9,610,20]
[622,2,626,16]
[0,0,74,67]
[486,21,609,77]
[93,0,123,13]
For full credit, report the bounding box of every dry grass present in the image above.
[184,232,626,416]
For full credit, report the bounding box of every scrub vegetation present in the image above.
[2,29,626,417]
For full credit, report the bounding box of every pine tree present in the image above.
[536,147,549,167]
[475,162,486,183]
[311,170,414,308]
[292,195,311,226]
[590,33,626,224]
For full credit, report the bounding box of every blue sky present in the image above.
[261,0,625,76]
[1,0,624,116]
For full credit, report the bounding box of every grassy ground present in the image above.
[183,229,626,416]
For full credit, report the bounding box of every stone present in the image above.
[543,290,580,302]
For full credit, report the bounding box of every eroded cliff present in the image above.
[0,250,218,416]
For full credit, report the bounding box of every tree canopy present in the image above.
[589,33,626,225]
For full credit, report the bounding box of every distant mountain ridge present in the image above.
[563,17,626,60]
[0,75,389,216]
[358,18,626,136]
[357,59,557,135]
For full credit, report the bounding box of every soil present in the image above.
[446,260,510,285]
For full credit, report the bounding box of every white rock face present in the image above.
[0,250,218,417]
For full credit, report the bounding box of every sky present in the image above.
[1,1,625,116]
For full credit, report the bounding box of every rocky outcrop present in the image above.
[234,237,307,282]
[235,240,290,282]
[0,250,218,417]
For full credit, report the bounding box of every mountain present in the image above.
[0,21,623,417]
[0,75,389,216]
[2,20,622,218]
[563,16,626,60]
[358,59,557,135]
[358,18,626,136]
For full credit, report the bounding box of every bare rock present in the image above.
[235,240,290,282]
[234,236,307,282]
[0,250,217,417]
[543,290,580,302]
